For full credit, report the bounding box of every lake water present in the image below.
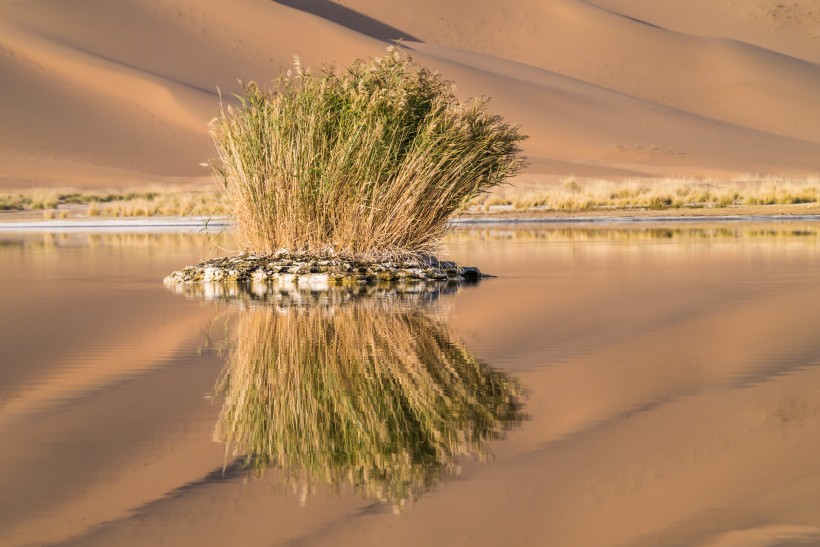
[2,223,820,546]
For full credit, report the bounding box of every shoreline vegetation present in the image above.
[2,175,819,222]
[0,185,225,219]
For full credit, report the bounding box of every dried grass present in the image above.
[474,175,820,212]
[210,48,526,260]
[0,186,225,217]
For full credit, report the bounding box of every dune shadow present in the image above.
[273,0,421,42]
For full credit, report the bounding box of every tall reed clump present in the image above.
[210,48,526,259]
[214,301,523,508]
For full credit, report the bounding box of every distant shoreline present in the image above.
[2,208,820,232]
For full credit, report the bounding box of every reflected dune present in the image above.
[0,231,229,546]
[4,224,820,546]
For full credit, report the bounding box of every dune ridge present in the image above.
[0,0,818,190]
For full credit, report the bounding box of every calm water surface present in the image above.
[2,224,820,546]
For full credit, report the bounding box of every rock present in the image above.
[277,273,297,286]
[202,267,225,282]
[460,267,481,281]
[251,268,269,282]
[298,273,330,291]
[406,268,425,279]
[163,251,490,295]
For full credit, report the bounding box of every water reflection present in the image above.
[1,223,817,262]
[181,284,523,508]
[449,223,820,243]
[0,232,218,251]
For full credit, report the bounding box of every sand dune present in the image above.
[340,0,820,141]
[0,0,818,189]
[594,0,820,64]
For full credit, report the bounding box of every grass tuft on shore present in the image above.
[209,47,526,259]
[475,175,820,212]
[0,186,225,218]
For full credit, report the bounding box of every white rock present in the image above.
[298,273,330,291]
[276,273,297,287]
[202,267,224,282]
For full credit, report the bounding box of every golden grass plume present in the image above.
[210,47,526,259]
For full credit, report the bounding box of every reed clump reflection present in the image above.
[213,297,523,508]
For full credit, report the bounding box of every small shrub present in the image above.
[29,190,60,210]
[210,48,526,259]
[0,194,27,210]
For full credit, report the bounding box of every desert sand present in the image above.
[0,0,818,191]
